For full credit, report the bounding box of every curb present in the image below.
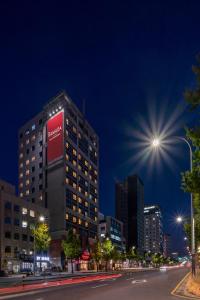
[171,272,200,299]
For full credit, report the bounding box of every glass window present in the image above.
[4,217,11,224]
[22,221,27,228]
[5,231,11,238]
[30,210,35,218]
[5,202,12,209]
[5,246,11,253]
[14,219,20,226]
[14,233,20,240]
[14,204,20,212]
[22,207,27,215]
[32,124,36,131]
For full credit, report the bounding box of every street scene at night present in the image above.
[0,0,200,299]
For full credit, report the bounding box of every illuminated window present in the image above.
[66,178,69,184]
[73,182,77,189]
[25,190,29,195]
[39,195,43,201]
[95,207,97,212]
[85,171,88,176]
[20,143,23,148]
[85,222,88,227]
[73,205,76,211]
[95,217,97,222]
[22,221,27,228]
[26,139,30,145]
[73,171,77,178]
[66,213,69,220]
[22,208,27,215]
[32,124,36,131]
[25,180,30,186]
[73,216,77,223]
[66,166,69,172]
[95,179,97,184]
[31,135,36,141]
[73,149,77,156]
[66,130,68,136]
[78,186,81,192]
[30,210,35,217]
[66,154,69,161]
[72,160,76,166]
[19,183,23,188]
[26,169,30,175]
[78,197,82,203]
[26,160,30,166]
[85,160,88,166]
[66,142,69,148]
[19,153,23,158]
[78,208,81,214]
[95,152,97,157]
[20,192,23,197]
[66,118,69,125]
[78,165,81,170]
[78,219,82,225]
[94,170,97,175]
[73,126,77,133]
[85,202,88,207]
[31,156,36,162]
[78,154,81,160]
[73,194,77,200]
[19,163,23,168]
[85,191,88,196]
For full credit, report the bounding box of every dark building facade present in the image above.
[144,205,163,254]
[18,91,99,267]
[115,174,144,253]
[163,233,171,258]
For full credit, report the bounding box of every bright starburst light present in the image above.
[123,98,187,175]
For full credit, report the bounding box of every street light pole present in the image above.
[176,137,195,276]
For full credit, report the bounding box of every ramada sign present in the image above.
[47,111,64,163]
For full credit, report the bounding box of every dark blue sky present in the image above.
[0,0,200,253]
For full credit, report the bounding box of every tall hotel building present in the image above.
[18,91,99,266]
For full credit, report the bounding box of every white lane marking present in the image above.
[132,279,147,284]
[91,284,109,289]
[126,277,135,280]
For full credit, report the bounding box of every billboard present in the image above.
[47,111,64,163]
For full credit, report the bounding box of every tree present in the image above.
[91,240,103,271]
[182,55,200,248]
[32,223,51,272]
[32,223,51,253]
[61,229,81,273]
[102,238,114,271]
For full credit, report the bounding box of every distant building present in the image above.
[98,214,125,252]
[163,233,171,258]
[115,174,144,253]
[18,91,99,267]
[0,179,48,273]
[144,205,163,254]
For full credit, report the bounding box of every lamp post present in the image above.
[151,136,195,276]
[33,215,45,275]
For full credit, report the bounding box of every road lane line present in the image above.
[91,284,109,289]
[126,277,135,280]
[132,279,147,284]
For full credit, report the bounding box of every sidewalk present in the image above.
[171,272,200,299]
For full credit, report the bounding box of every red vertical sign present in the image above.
[47,111,64,163]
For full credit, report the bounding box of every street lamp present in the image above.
[176,216,183,223]
[33,215,45,275]
[151,136,195,276]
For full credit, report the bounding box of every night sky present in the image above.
[1,0,200,254]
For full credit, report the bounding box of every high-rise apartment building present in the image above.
[115,174,144,253]
[144,205,163,254]
[163,233,171,258]
[18,91,99,267]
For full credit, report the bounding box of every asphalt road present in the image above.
[0,268,189,300]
